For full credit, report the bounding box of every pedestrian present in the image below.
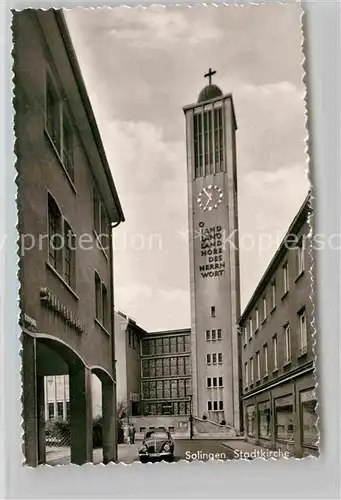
[130,424,136,444]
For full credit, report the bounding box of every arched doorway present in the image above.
[22,332,94,466]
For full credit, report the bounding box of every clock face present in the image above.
[197,185,224,211]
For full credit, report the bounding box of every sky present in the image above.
[65,4,309,332]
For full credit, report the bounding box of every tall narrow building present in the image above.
[183,70,241,431]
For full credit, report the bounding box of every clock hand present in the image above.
[203,188,212,201]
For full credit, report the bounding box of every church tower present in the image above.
[183,70,241,430]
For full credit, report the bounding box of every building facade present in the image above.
[14,10,124,466]
[183,74,241,429]
[114,311,192,437]
[239,194,318,457]
[115,310,146,416]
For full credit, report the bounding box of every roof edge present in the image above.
[54,10,125,223]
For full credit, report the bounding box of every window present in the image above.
[212,353,217,364]
[211,329,217,341]
[213,401,218,411]
[193,112,203,178]
[206,353,211,365]
[170,337,177,354]
[211,306,216,318]
[273,335,278,371]
[48,195,63,274]
[66,401,70,420]
[244,362,248,388]
[218,377,223,387]
[250,357,254,384]
[128,330,133,347]
[162,337,170,354]
[246,405,256,437]
[275,395,294,442]
[48,402,54,420]
[249,317,253,339]
[219,400,224,410]
[258,401,271,438]
[205,330,211,341]
[244,326,248,346]
[93,184,110,250]
[207,377,212,388]
[57,402,63,419]
[207,401,212,411]
[102,284,108,329]
[284,324,291,363]
[256,351,260,380]
[263,344,269,376]
[282,262,289,295]
[263,296,267,321]
[212,377,217,388]
[170,357,177,376]
[301,389,318,446]
[271,281,276,310]
[217,329,222,340]
[45,73,74,181]
[299,309,308,353]
[255,309,259,331]
[297,238,305,275]
[218,353,222,364]
[48,195,77,290]
[95,272,109,330]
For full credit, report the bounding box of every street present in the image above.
[46,439,236,465]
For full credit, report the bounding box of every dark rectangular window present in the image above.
[217,329,222,340]
[212,377,217,388]
[213,401,218,411]
[93,183,110,250]
[95,272,109,330]
[57,402,63,419]
[46,73,74,181]
[46,76,61,152]
[95,272,101,321]
[218,377,223,387]
[194,112,203,178]
[207,401,212,411]
[207,377,212,388]
[64,221,76,288]
[48,195,62,274]
[48,402,54,420]
[219,400,224,411]
[211,306,216,318]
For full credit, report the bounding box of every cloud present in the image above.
[64,4,308,329]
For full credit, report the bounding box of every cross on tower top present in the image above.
[204,68,217,85]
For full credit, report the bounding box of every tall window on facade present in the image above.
[64,221,76,289]
[93,184,110,250]
[193,107,224,178]
[273,335,278,371]
[95,271,109,330]
[258,401,271,438]
[246,405,256,437]
[256,351,260,380]
[45,74,74,182]
[263,343,268,376]
[48,195,62,274]
[299,309,308,353]
[297,237,305,275]
[244,362,248,388]
[283,262,289,295]
[48,194,76,289]
[284,324,291,363]
[271,281,276,310]
[275,395,294,441]
[300,389,318,447]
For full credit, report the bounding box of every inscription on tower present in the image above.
[198,222,226,278]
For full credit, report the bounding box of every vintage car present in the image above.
[138,430,174,463]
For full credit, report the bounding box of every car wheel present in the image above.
[166,455,174,462]
[140,456,148,464]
